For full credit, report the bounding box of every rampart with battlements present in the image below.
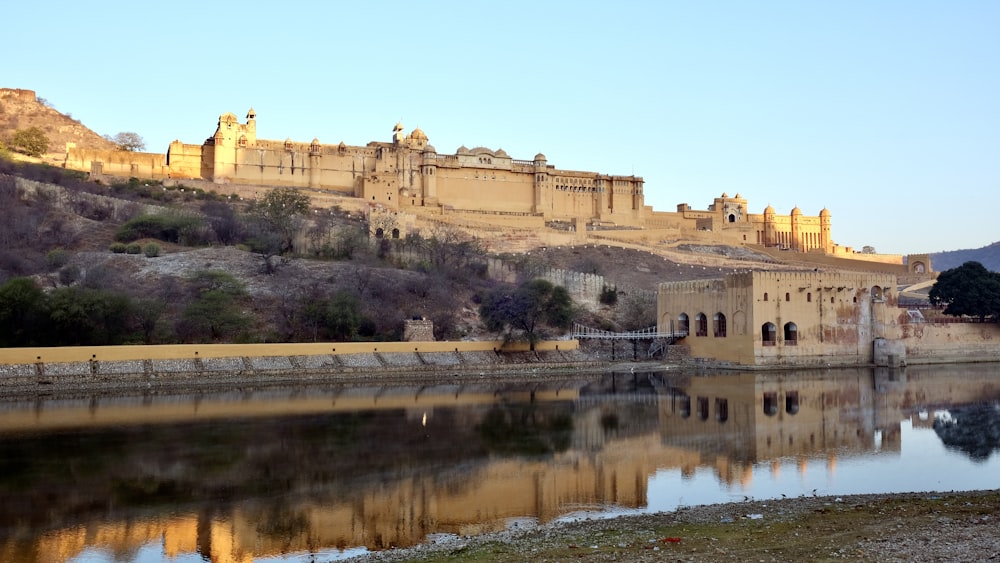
[57,108,930,268]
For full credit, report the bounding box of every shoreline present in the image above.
[352,490,1000,562]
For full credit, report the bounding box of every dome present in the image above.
[311,137,320,145]
[410,127,427,140]
[820,207,831,217]
[721,192,729,198]
[791,206,802,215]
[495,148,509,157]
[534,152,547,161]
[246,107,256,119]
[393,122,404,132]
[423,144,436,153]
[457,145,470,154]
[764,204,776,214]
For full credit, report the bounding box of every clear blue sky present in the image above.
[7,1,998,255]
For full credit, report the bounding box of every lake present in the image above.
[0,364,998,562]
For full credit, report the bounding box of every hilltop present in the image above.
[0,88,115,158]
[932,241,1000,272]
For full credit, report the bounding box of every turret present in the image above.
[819,207,832,252]
[790,206,802,251]
[763,204,776,247]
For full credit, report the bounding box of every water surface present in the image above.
[0,364,998,562]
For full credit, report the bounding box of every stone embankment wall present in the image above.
[899,322,1000,364]
[0,340,599,393]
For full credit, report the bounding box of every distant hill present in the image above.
[0,88,115,156]
[931,242,1000,272]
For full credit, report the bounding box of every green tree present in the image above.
[178,270,249,341]
[248,187,311,248]
[246,187,311,272]
[479,279,574,346]
[929,261,1000,322]
[45,287,134,345]
[0,277,46,346]
[106,131,146,152]
[9,127,50,157]
[325,291,368,341]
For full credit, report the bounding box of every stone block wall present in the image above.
[403,319,435,341]
[486,258,608,308]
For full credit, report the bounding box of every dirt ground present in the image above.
[356,490,1000,562]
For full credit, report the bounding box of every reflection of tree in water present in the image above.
[933,403,1000,462]
[251,502,311,543]
[478,404,573,456]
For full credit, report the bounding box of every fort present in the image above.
[60,107,929,270]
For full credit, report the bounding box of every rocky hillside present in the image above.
[932,241,1000,272]
[0,88,115,155]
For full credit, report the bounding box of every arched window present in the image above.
[375,227,384,238]
[728,213,736,223]
[763,292,769,301]
[784,322,798,346]
[678,395,691,418]
[785,391,799,415]
[716,398,729,422]
[762,322,777,346]
[697,397,709,421]
[695,313,708,337]
[677,313,689,334]
[391,228,400,239]
[713,313,727,337]
[763,392,778,416]
[871,286,884,301]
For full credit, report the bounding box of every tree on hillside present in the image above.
[0,277,46,346]
[106,131,146,152]
[9,127,49,157]
[929,261,1000,322]
[176,270,250,341]
[479,278,574,347]
[245,187,312,273]
[45,287,135,345]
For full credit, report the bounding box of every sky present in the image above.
[6,1,998,255]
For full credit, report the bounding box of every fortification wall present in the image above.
[751,245,906,272]
[65,147,170,179]
[12,176,162,222]
[900,322,1000,364]
[486,258,608,308]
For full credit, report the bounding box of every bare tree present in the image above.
[106,132,146,152]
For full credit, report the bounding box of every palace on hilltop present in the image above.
[62,108,928,271]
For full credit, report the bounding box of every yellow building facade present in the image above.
[63,109,854,254]
[155,110,648,225]
[657,271,900,366]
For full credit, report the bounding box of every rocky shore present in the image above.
[352,490,1000,562]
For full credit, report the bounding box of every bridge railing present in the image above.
[571,323,688,340]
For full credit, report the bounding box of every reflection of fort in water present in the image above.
[2,366,999,563]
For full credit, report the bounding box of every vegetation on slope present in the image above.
[0,157,605,346]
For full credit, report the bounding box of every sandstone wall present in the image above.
[900,322,1000,364]
[0,340,594,393]
[13,176,164,221]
